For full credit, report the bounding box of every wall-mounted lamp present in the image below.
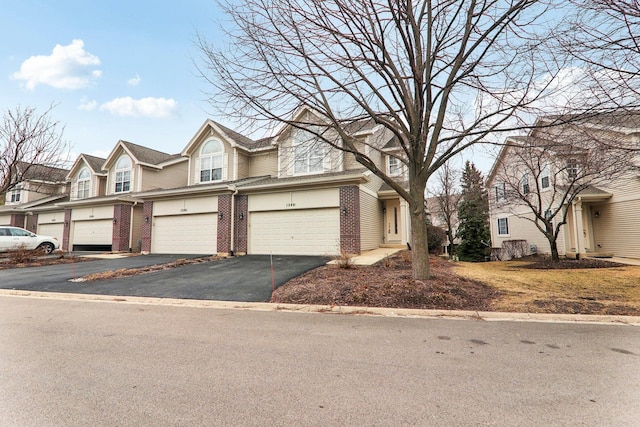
[341,207,348,216]
[113,218,117,224]
[218,212,224,220]
[239,212,244,220]
[64,221,69,226]
[144,216,149,223]
[382,207,386,214]
[594,211,600,218]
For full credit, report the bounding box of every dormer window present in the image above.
[294,128,324,174]
[387,156,402,177]
[199,139,224,182]
[114,155,131,193]
[77,167,91,199]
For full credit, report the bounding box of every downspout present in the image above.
[228,185,239,255]
[129,201,138,252]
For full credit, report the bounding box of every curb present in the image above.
[1,289,639,326]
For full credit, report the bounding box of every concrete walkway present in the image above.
[328,246,404,266]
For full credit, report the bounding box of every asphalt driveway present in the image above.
[0,254,328,302]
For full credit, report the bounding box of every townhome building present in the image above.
[20,109,410,256]
[487,112,640,260]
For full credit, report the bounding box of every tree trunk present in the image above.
[409,182,430,280]
[549,237,560,262]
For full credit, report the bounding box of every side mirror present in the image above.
[30,233,37,237]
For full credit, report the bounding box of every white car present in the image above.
[0,226,60,254]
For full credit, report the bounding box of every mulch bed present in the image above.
[0,253,95,270]
[272,252,501,311]
[520,257,626,269]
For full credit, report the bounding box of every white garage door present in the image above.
[0,215,11,225]
[152,213,217,254]
[250,208,340,255]
[38,223,64,243]
[73,219,113,245]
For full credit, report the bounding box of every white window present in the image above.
[567,159,578,179]
[114,155,132,193]
[293,128,324,174]
[521,174,530,195]
[199,139,224,182]
[10,186,21,203]
[497,217,509,236]
[77,167,91,199]
[387,156,402,177]
[540,164,550,189]
[495,182,506,201]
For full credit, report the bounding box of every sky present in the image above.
[1,0,226,162]
[0,1,500,176]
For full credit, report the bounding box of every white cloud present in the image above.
[128,74,141,86]
[78,97,97,111]
[11,39,101,90]
[100,97,178,118]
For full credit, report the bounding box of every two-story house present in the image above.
[488,112,640,259]
[57,142,187,252]
[134,109,411,256]
[0,162,69,240]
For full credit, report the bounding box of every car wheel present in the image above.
[37,243,55,255]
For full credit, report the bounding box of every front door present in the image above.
[384,200,401,243]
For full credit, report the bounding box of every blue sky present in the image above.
[1,0,225,161]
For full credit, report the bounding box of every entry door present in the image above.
[384,200,401,243]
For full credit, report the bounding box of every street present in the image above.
[0,295,638,426]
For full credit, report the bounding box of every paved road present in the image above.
[0,254,327,301]
[1,295,638,426]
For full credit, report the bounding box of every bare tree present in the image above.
[0,105,69,196]
[491,119,635,261]
[197,0,640,279]
[430,162,461,256]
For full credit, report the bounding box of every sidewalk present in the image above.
[327,247,404,266]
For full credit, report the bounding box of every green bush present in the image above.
[427,224,447,255]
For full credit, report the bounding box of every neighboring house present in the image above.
[0,163,69,242]
[57,142,187,251]
[487,112,640,259]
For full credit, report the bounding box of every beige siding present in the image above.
[490,210,566,256]
[361,173,384,194]
[360,190,383,250]
[249,150,278,177]
[344,140,365,171]
[237,152,250,179]
[140,161,188,192]
[0,214,11,225]
[591,198,640,259]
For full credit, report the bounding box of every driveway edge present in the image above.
[1,289,638,326]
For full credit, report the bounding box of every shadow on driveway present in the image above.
[1,254,328,302]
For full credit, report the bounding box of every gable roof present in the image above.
[15,162,69,183]
[181,119,273,155]
[538,110,640,135]
[103,140,183,170]
[67,153,107,179]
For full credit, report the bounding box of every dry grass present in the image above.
[454,260,640,315]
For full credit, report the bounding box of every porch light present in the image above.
[594,211,600,218]
[239,212,244,220]
[341,207,348,216]
[218,212,224,219]
[144,216,149,223]
[113,218,117,224]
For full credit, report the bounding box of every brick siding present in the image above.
[62,209,71,251]
[234,194,248,254]
[112,204,131,252]
[141,201,153,253]
[339,185,361,254]
[10,214,25,228]
[217,194,232,255]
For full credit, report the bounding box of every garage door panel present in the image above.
[73,220,113,245]
[152,214,217,254]
[38,223,64,244]
[250,208,339,255]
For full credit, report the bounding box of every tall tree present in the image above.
[430,161,461,256]
[198,0,640,279]
[457,161,490,262]
[0,105,69,196]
